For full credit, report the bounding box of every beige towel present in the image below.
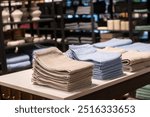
[32,47,93,91]
[33,65,92,83]
[122,51,150,65]
[33,60,92,80]
[34,47,93,74]
[99,47,126,54]
[123,60,150,72]
[32,75,92,91]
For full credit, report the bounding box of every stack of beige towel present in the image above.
[122,51,150,72]
[100,47,150,72]
[32,47,93,91]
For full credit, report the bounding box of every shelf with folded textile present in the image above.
[96,0,131,42]
[129,0,150,42]
[63,0,98,46]
[0,0,62,74]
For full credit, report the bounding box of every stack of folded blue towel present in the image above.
[6,54,31,71]
[66,44,123,80]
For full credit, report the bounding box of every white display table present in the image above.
[0,68,150,100]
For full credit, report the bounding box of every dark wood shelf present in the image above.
[97,29,129,32]
[64,28,93,31]
[133,11,150,14]
[134,29,150,32]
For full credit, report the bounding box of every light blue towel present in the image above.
[6,54,30,64]
[70,44,97,55]
[119,42,150,52]
[72,50,121,64]
[94,64,122,74]
[7,61,31,71]
[94,59,122,70]
[67,44,123,80]
[93,38,132,48]
[93,70,123,80]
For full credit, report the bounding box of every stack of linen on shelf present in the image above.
[65,37,80,44]
[100,33,123,42]
[7,40,25,47]
[135,25,150,31]
[80,37,93,44]
[65,23,79,29]
[66,44,123,80]
[32,47,93,91]
[136,85,150,100]
[6,54,31,72]
[79,22,98,29]
[93,38,132,49]
[76,6,91,15]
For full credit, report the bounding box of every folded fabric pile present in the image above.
[6,54,31,71]
[135,25,150,31]
[65,23,79,29]
[79,22,98,29]
[65,37,80,44]
[66,44,123,80]
[100,46,150,72]
[119,42,150,52]
[76,6,91,15]
[32,47,93,91]
[93,38,132,48]
[7,40,25,47]
[121,51,150,72]
[80,37,93,44]
[136,85,150,100]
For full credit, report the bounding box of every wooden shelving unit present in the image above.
[0,0,64,74]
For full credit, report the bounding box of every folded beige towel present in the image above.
[33,62,92,83]
[99,47,126,54]
[123,60,150,72]
[32,47,93,91]
[34,47,93,74]
[122,51,150,65]
[32,75,92,91]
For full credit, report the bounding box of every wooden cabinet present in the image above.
[1,86,11,100]
[0,85,47,100]
[0,86,21,100]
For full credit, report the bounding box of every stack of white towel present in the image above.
[32,47,93,91]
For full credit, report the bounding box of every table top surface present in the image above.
[0,68,150,100]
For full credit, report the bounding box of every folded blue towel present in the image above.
[93,38,132,48]
[67,44,123,80]
[72,50,121,64]
[94,64,122,74]
[119,42,150,52]
[93,70,123,80]
[7,61,31,71]
[6,54,30,64]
